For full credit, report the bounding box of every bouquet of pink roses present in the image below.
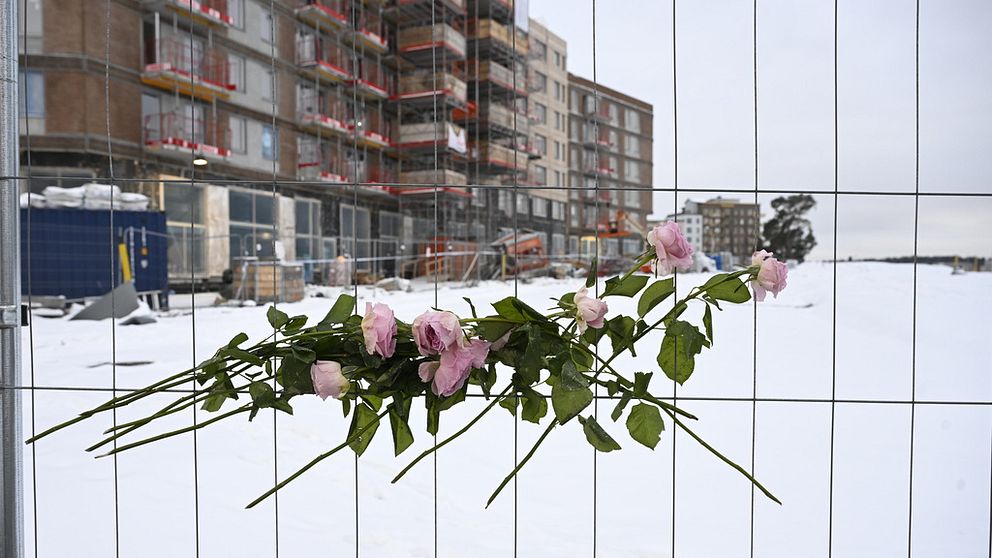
[29,221,789,508]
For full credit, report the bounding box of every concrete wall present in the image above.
[205,184,231,278]
[278,194,296,261]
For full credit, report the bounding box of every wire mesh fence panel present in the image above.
[5,0,992,557]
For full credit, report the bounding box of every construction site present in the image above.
[17,0,655,305]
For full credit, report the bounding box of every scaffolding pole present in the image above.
[0,0,23,556]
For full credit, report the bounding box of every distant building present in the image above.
[567,74,653,259]
[684,197,760,265]
[659,212,703,253]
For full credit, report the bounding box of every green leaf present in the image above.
[201,391,227,412]
[578,415,621,452]
[348,404,380,457]
[284,315,308,333]
[226,332,249,349]
[610,392,632,422]
[517,326,546,385]
[266,306,289,329]
[475,319,516,343]
[551,362,593,424]
[499,393,519,416]
[219,346,264,367]
[520,387,548,424]
[702,273,751,304]
[626,403,665,449]
[633,372,653,397]
[703,304,714,344]
[321,293,356,324]
[602,274,649,298]
[388,402,414,457]
[606,316,637,357]
[637,278,676,317]
[586,259,598,288]
[657,321,708,385]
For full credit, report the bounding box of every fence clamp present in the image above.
[0,305,19,328]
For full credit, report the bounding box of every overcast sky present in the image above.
[528,0,992,260]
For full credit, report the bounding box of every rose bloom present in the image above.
[647,221,694,276]
[750,250,788,302]
[361,302,397,358]
[311,360,349,400]
[574,286,608,334]
[412,310,464,356]
[419,339,491,397]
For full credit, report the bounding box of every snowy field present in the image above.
[18,262,992,557]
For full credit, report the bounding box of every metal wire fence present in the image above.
[3,0,991,557]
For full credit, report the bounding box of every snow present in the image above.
[19,262,992,557]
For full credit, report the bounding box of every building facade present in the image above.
[567,73,653,260]
[686,197,760,265]
[523,18,568,258]
[661,212,703,253]
[17,0,651,287]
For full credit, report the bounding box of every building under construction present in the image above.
[16,0,652,289]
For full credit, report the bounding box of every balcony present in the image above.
[143,112,229,161]
[150,0,233,28]
[296,36,351,83]
[351,11,389,53]
[298,139,349,183]
[298,90,349,137]
[582,131,614,149]
[346,62,392,100]
[583,103,611,123]
[142,37,234,101]
[475,141,528,173]
[394,71,467,107]
[582,164,617,178]
[469,60,528,98]
[397,23,467,65]
[295,0,348,30]
[348,112,392,150]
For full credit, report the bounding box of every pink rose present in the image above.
[412,310,464,356]
[361,302,397,358]
[574,286,608,334]
[421,339,491,397]
[750,250,788,302]
[311,360,349,400]
[647,221,694,276]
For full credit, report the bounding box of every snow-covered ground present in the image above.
[19,262,992,557]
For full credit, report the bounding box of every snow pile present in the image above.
[19,263,992,557]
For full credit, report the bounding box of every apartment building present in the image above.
[519,18,568,258]
[17,0,547,284]
[686,197,760,265]
[567,73,653,260]
[661,211,704,253]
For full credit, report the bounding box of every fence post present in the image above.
[0,0,24,556]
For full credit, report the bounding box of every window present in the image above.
[533,71,547,93]
[516,194,529,216]
[570,90,578,111]
[229,54,245,91]
[228,0,244,29]
[18,0,43,53]
[261,9,274,43]
[532,197,548,218]
[625,134,640,158]
[552,233,565,256]
[295,198,321,262]
[554,170,562,188]
[624,160,641,183]
[230,116,246,153]
[532,39,547,59]
[551,202,564,221]
[229,188,277,260]
[534,165,547,186]
[554,80,563,102]
[554,141,562,161]
[554,111,562,131]
[554,51,562,68]
[625,188,640,207]
[18,71,44,118]
[534,134,547,155]
[570,204,579,227]
[263,69,277,101]
[262,125,279,160]
[626,108,641,133]
[534,103,547,124]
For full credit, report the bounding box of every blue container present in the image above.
[20,208,168,299]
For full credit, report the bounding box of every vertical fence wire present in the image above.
[590,0,601,555]
[19,0,38,555]
[670,0,679,555]
[906,0,921,554]
[749,0,760,555]
[348,2,361,554]
[828,0,839,554]
[183,3,203,557]
[101,1,121,555]
[430,1,440,555]
[266,2,280,556]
